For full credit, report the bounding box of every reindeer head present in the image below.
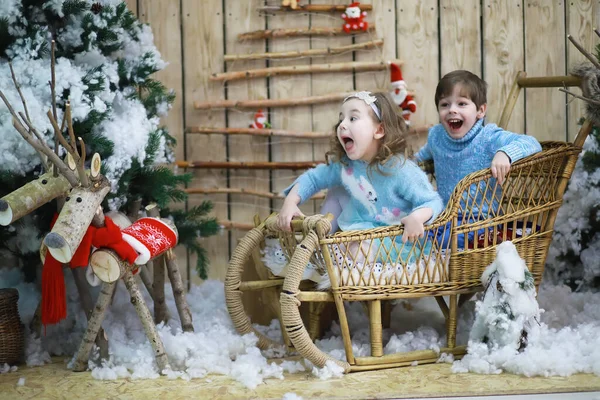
[0,46,110,263]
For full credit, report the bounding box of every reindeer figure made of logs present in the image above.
[0,43,193,374]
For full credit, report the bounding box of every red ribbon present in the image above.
[41,215,138,328]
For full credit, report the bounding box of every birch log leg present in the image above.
[153,254,168,324]
[165,250,194,332]
[127,198,142,221]
[122,270,171,373]
[72,282,116,372]
[139,261,171,322]
[71,267,109,361]
[139,263,155,300]
[29,300,42,338]
[146,204,169,325]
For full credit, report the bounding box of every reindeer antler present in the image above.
[0,42,94,189]
[0,89,80,188]
[2,63,50,172]
[46,102,89,187]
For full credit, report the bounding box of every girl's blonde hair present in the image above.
[326,91,410,175]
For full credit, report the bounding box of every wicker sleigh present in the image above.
[225,73,593,372]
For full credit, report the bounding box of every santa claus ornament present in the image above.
[389,62,417,125]
[341,2,368,33]
[249,109,270,129]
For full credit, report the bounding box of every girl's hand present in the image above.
[491,151,511,185]
[277,184,304,231]
[400,214,425,243]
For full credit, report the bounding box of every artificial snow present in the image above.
[1,241,600,387]
[282,393,303,400]
[0,364,18,374]
[0,0,21,23]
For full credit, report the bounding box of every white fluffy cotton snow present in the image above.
[1,240,600,388]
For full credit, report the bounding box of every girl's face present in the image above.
[437,85,487,139]
[337,98,384,162]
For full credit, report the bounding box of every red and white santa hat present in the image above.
[121,217,178,265]
[254,109,265,120]
[389,62,405,88]
[346,2,361,12]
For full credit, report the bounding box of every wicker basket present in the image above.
[0,288,24,365]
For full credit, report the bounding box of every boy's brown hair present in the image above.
[327,91,410,174]
[434,70,487,109]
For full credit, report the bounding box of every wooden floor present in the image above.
[2,358,600,399]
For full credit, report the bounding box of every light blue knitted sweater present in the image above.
[414,119,542,207]
[285,156,443,231]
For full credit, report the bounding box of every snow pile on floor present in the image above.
[2,246,600,388]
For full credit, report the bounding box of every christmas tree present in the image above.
[546,122,600,290]
[545,46,600,291]
[0,0,218,281]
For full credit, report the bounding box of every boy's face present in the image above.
[437,85,487,140]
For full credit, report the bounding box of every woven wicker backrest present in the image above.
[313,141,582,292]
[443,141,581,287]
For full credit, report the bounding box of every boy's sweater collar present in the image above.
[439,118,484,150]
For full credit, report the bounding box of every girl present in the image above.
[278,91,443,251]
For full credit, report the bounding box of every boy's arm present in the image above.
[414,141,433,163]
[414,125,438,163]
[488,125,542,163]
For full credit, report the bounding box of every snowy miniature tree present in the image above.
[0,0,218,280]
[470,242,541,351]
[453,241,542,374]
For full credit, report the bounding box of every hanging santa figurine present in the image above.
[389,62,417,125]
[249,109,270,129]
[341,2,368,33]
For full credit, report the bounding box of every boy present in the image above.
[414,70,542,247]
[414,70,542,207]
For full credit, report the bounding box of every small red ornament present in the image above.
[341,2,368,34]
[249,109,270,129]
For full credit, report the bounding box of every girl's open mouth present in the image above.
[342,136,354,150]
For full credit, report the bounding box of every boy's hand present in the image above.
[491,151,511,185]
[400,214,425,243]
[277,200,304,232]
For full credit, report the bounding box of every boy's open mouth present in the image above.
[448,118,463,130]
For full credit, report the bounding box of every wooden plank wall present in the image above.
[126,0,599,286]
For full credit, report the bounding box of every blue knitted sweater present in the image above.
[414,119,542,207]
[284,156,443,231]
